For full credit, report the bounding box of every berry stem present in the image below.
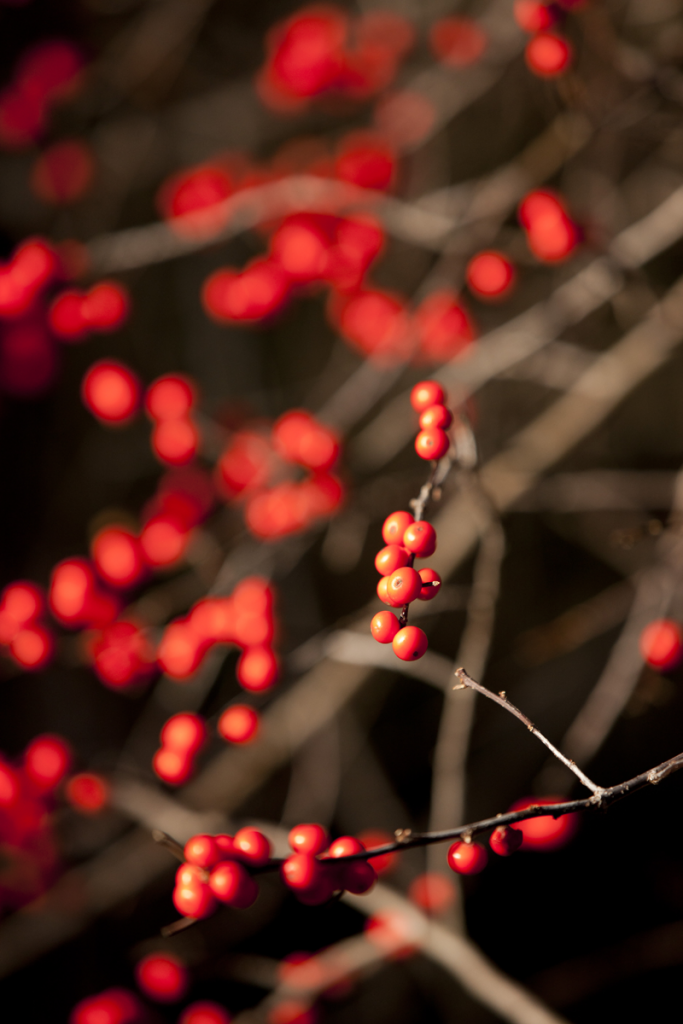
[152,829,187,862]
[453,667,604,796]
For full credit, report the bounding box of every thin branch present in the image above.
[151,829,186,862]
[453,668,604,796]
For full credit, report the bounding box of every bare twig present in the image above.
[454,669,604,796]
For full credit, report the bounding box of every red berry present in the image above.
[403,521,437,557]
[374,544,411,576]
[152,747,192,786]
[135,952,188,1003]
[489,825,523,857]
[525,32,573,77]
[218,704,260,744]
[288,823,329,855]
[215,834,238,858]
[415,428,449,460]
[160,712,207,753]
[341,858,376,895]
[327,835,365,858]
[514,0,557,33]
[417,568,441,600]
[507,796,579,850]
[408,872,455,915]
[233,827,272,866]
[377,576,402,607]
[381,510,414,545]
[180,1002,231,1024]
[236,646,279,691]
[465,250,515,300]
[447,840,488,875]
[418,404,453,430]
[65,772,109,814]
[184,834,221,869]
[173,877,216,919]
[410,380,445,412]
[282,853,323,891]
[387,566,422,605]
[295,871,336,905]
[209,860,258,908]
[639,619,683,670]
[176,862,206,887]
[370,610,400,644]
[392,625,428,661]
[24,734,72,791]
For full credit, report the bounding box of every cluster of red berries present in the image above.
[370,381,450,662]
[48,280,129,340]
[257,6,414,109]
[217,409,343,540]
[157,575,279,686]
[0,733,109,911]
[514,1,576,78]
[0,581,54,671]
[145,373,201,467]
[70,964,230,1021]
[173,828,267,918]
[465,250,516,302]
[0,39,83,150]
[282,825,376,904]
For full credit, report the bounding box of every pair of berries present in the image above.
[281,823,376,905]
[447,826,523,875]
[411,380,453,461]
[172,828,271,919]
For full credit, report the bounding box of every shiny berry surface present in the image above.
[489,825,523,856]
[233,827,272,865]
[410,380,445,411]
[374,544,411,576]
[370,610,400,643]
[392,625,428,661]
[418,403,453,430]
[387,566,422,604]
[417,567,441,600]
[288,822,329,855]
[415,427,449,461]
[447,841,488,875]
[403,521,437,557]
[381,510,414,545]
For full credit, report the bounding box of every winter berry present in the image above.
[341,859,376,895]
[180,1002,231,1024]
[173,876,216,919]
[236,646,279,691]
[403,521,437,557]
[408,872,456,915]
[152,747,192,785]
[392,625,428,661]
[410,380,445,412]
[370,610,400,644]
[514,0,557,33]
[161,712,207,754]
[218,704,260,744]
[327,835,364,858]
[418,404,453,430]
[507,796,579,850]
[24,734,72,791]
[465,250,515,300]
[447,840,488,875]
[377,576,402,607]
[415,427,449,461]
[184,834,221,870]
[282,853,323,891]
[288,823,329,855]
[489,825,523,857]
[65,772,109,814]
[381,510,414,545]
[295,871,336,906]
[233,827,272,866]
[374,544,411,576]
[387,566,422,605]
[209,860,258,908]
[639,619,683,670]
[135,952,188,1002]
[215,834,238,858]
[417,568,441,600]
[525,32,573,77]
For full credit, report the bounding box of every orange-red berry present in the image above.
[403,521,436,557]
[418,404,453,430]
[418,568,441,600]
[288,823,329,855]
[381,510,415,545]
[374,544,411,576]
[447,840,487,875]
[209,860,258,907]
[371,610,400,643]
[410,380,445,412]
[387,566,422,604]
[392,625,428,661]
[233,827,272,866]
[415,428,449,460]
[489,825,523,856]
[184,834,220,870]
